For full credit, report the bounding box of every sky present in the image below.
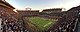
[6,0,80,11]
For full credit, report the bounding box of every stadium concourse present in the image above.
[0,0,80,32]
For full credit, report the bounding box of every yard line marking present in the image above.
[43,22,52,27]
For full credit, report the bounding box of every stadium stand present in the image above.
[46,5,79,32]
[0,0,80,32]
[0,0,25,32]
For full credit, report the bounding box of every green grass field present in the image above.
[28,17,56,31]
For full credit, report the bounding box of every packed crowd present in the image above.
[0,10,26,32]
[53,18,76,32]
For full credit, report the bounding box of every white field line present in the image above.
[43,22,52,27]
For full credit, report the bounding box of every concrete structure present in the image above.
[42,8,62,13]
[17,10,39,17]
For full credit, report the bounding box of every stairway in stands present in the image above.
[77,21,80,32]
[77,14,80,32]
[76,16,80,32]
[74,18,79,32]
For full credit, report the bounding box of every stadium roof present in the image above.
[0,0,15,9]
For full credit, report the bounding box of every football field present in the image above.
[28,17,56,31]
